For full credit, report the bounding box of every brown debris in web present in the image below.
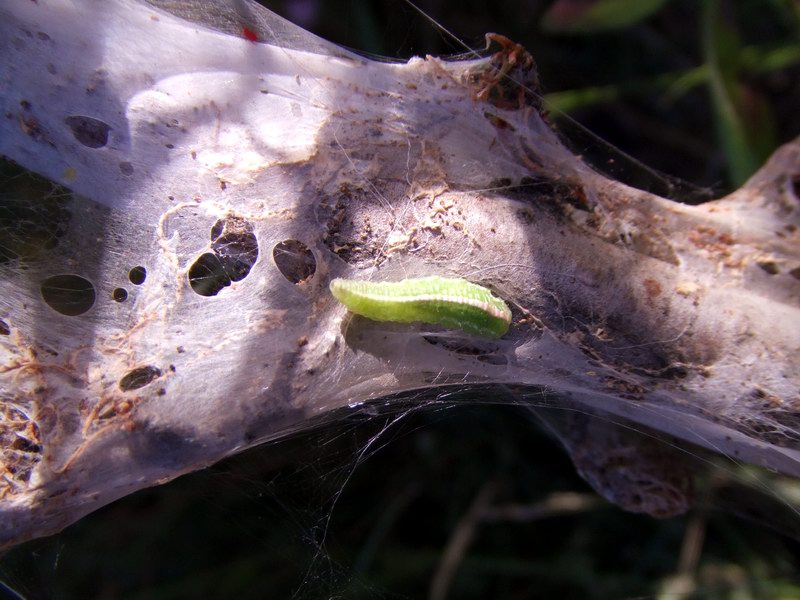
[468,33,541,112]
[0,399,42,499]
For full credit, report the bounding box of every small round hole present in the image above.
[64,115,111,148]
[119,365,162,391]
[40,274,95,316]
[210,217,258,282]
[112,288,128,302]
[188,252,230,297]
[273,240,316,284]
[128,266,146,285]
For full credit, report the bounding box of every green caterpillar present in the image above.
[329,276,512,339]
